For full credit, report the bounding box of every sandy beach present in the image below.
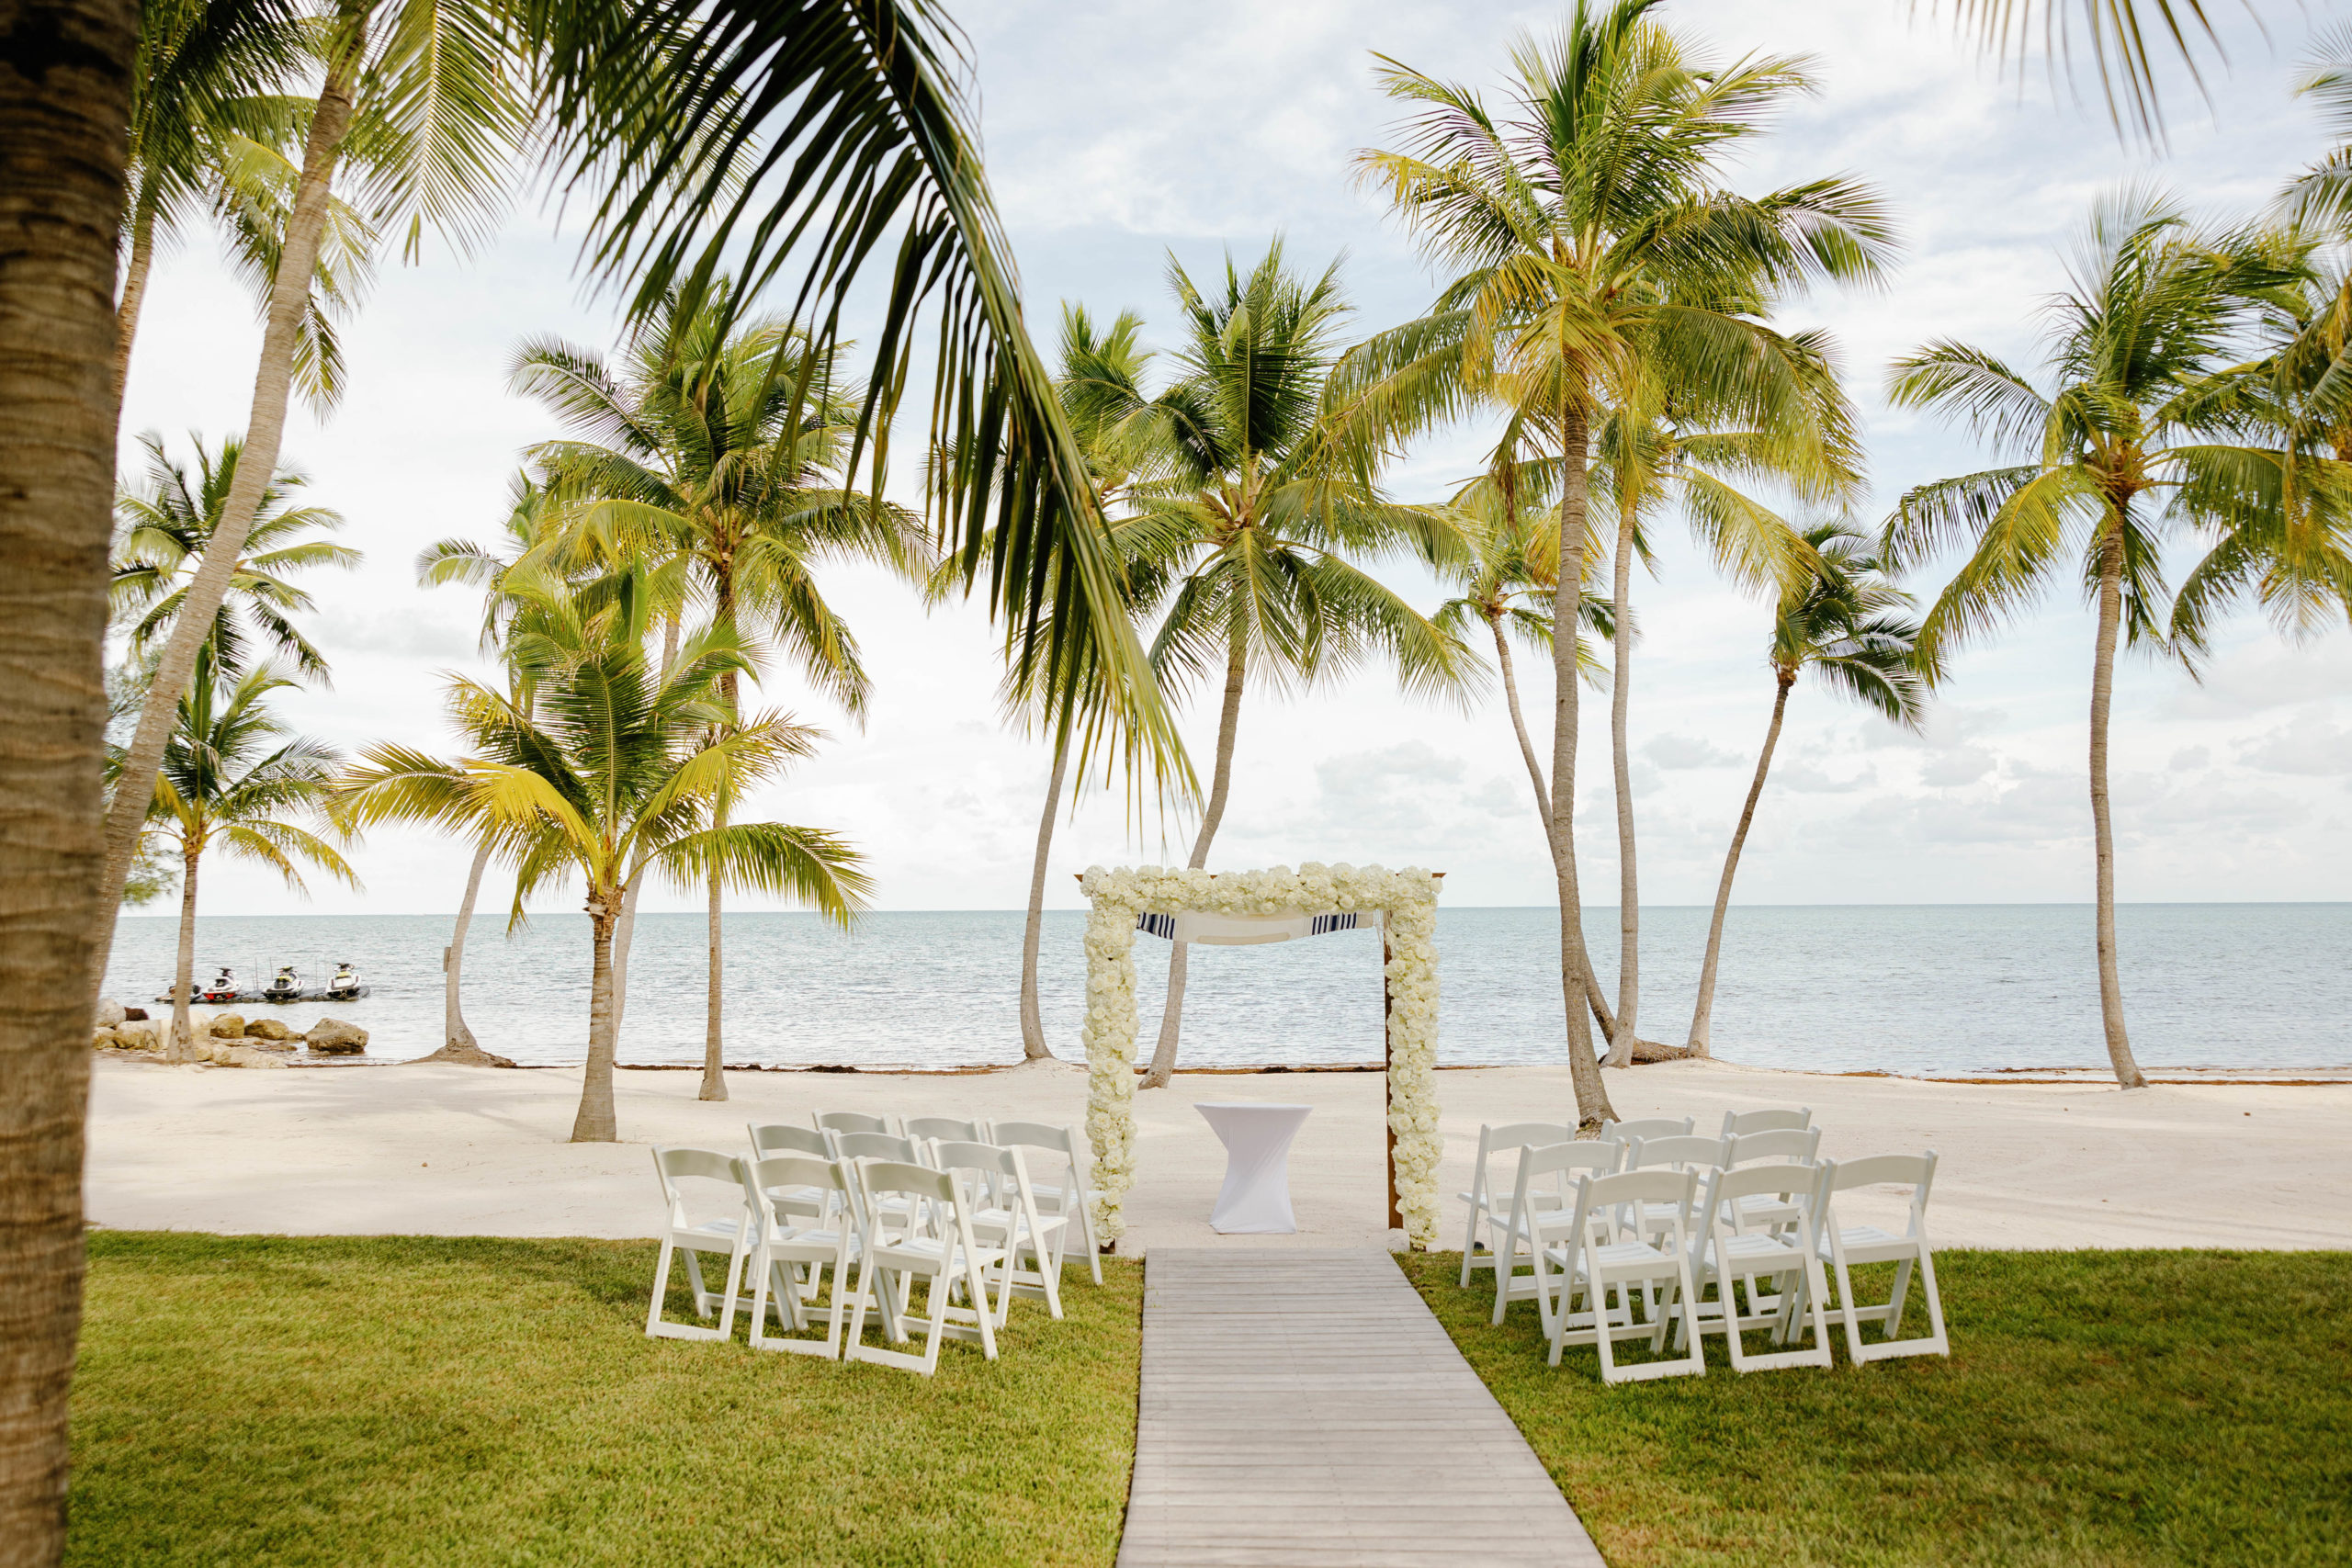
[85,1055,2352,1252]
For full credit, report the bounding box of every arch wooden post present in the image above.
[1383,934,1400,1232]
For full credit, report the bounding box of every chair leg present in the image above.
[683,1249,712,1317]
[645,1239,677,1337]
[1885,1257,1917,1339]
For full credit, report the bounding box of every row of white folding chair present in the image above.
[647,1144,1027,1376]
[1524,1151,1947,1382]
[804,1112,1105,1283]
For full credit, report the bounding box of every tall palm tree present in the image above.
[337,584,870,1143]
[132,642,356,1060]
[1099,243,1476,1089]
[514,280,927,1100]
[1686,523,1926,1055]
[1884,190,2301,1089]
[1349,0,1894,1124]
[111,430,359,684]
[96,0,535,968]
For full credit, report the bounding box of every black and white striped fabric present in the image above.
[1133,908,1383,946]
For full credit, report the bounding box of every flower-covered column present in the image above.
[1078,871,1140,1240]
[1382,879,1444,1248]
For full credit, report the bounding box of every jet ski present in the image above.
[324,963,368,1002]
[199,966,243,1005]
[263,964,303,1004]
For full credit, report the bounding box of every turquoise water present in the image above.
[105,904,2350,1075]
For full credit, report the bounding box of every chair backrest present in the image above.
[1700,1159,1823,1218]
[742,1155,847,1215]
[832,1131,921,1166]
[930,1139,1016,1178]
[1820,1152,1939,1238]
[652,1147,743,1225]
[906,1116,985,1145]
[1599,1116,1694,1145]
[748,1122,830,1159]
[857,1157,956,1207]
[1727,1127,1821,1167]
[1522,1139,1622,1180]
[1719,1105,1813,1138]
[1469,1122,1577,1206]
[814,1110,894,1136]
[1570,1168,1698,1244]
[989,1121,1077,1156]
[1623,1134,1727,1172]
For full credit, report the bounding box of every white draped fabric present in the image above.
[1194,1102,1315,1234]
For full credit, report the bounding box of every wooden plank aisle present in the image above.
[1117,1247,1609,1567]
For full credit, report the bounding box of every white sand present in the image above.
[85,1055,2352,1251]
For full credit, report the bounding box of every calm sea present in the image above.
[103,904,2350,1076]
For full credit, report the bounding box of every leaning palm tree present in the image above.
[132,641,356,1060]
[111,430,359,684]
[1118,243,1477,1088]
[514,278,928,1100]
[1347,0,1894,1123]
[1686,523,1926,1055]
[1884,189,2302,1090]
[338,585,870,1142]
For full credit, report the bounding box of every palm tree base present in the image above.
[404,1041,516,1068]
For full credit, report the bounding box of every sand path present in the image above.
[85,1055,2348,1251]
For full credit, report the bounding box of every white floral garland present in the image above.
[1076,863,1445,1248]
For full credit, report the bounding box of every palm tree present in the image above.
[514,280,928,1100]
[1686,523,1927,1055]
[96,0,535,966]
[1114,243,1477,1089]
[1884,190,2301,1089]
[1349,0,1894,1124]
[132,642,356,1059]
[112,430,359,684]
[337,584,870,1142]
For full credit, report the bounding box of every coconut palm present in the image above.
[1686,523,1926,1055]
[1114,243,1478,1089]
[112,430,359,684]
[337,581,870,1142]
[131,641,356,1059]
[513,279,928,1100]
[1884,190,2302,1090]
[1349,0,1894,1124]
[96,0,536,963]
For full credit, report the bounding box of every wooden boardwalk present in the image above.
[1118,1247,1608,1567]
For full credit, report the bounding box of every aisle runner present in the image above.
[1119,1248,1606,1567]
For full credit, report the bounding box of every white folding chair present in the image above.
[1679,1162,1833,1373]
[1719,1105,1812,1138]
[1599,1115,1694,1150]
[1486,1139,1622,1325]
[747,1122,836,1224]
[644,1147,753,1342]
[1722,1126,1823,1233]
[835,1130,931,1236]
[988,1121,1103,1284]
[738,1154,858,1359]
[1619,1134,1729,1244]
[1807,1153,1951,1363]
[905,1116,986,1145]
[1535,1169,1708,1382]
[845,1158,1007,1375]
[1456,1121,1576,1285]
[814,1109,896,1138]
[932,1139,1067,1323]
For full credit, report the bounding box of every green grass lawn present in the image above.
[71,1234,1141,1567]
[1399,1248,2352,1568]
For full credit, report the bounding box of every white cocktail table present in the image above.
[1193,1102,1313,1234]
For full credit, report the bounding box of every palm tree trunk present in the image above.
[409,836,507,1066]
[700,797,728,1101]
[1491,615,1617,1044]
[91,35,363,987]
[2089,523,2148,1089]
[1688,674,1792,1056]
[167,842,201,1061]
[110,193,154,410]
[1602,495,1639,1069]
[1018,735,1069,1061]
[1549,404,1616,1130]
[1143,626,1246,1089]
[610,873,640,1048]
[0,0,140,1551]
[571,896,621,1142]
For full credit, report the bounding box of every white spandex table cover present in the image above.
[1193,1102,1314,1234]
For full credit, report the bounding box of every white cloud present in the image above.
[1646,733,1743,769]
[2169,746,2210,773]
[2238,715,2352,778]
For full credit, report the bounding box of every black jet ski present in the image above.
[324,963,368,1001]
[263,964,303,1004]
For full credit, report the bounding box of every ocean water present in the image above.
[104,904,2351,1076]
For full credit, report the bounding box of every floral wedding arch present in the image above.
[1077,863,1444,1248]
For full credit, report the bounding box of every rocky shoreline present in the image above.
[93,998,368,1068]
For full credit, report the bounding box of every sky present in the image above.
[118,0,2352,917]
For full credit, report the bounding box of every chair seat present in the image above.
[1706,1233,1805,1271]
[1548,1239,1679,1280]
[872,1236,1008,1272]
[1820,1224,1919,1263]
[673,1217,751,1247]
[973,1206,1067,1236]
